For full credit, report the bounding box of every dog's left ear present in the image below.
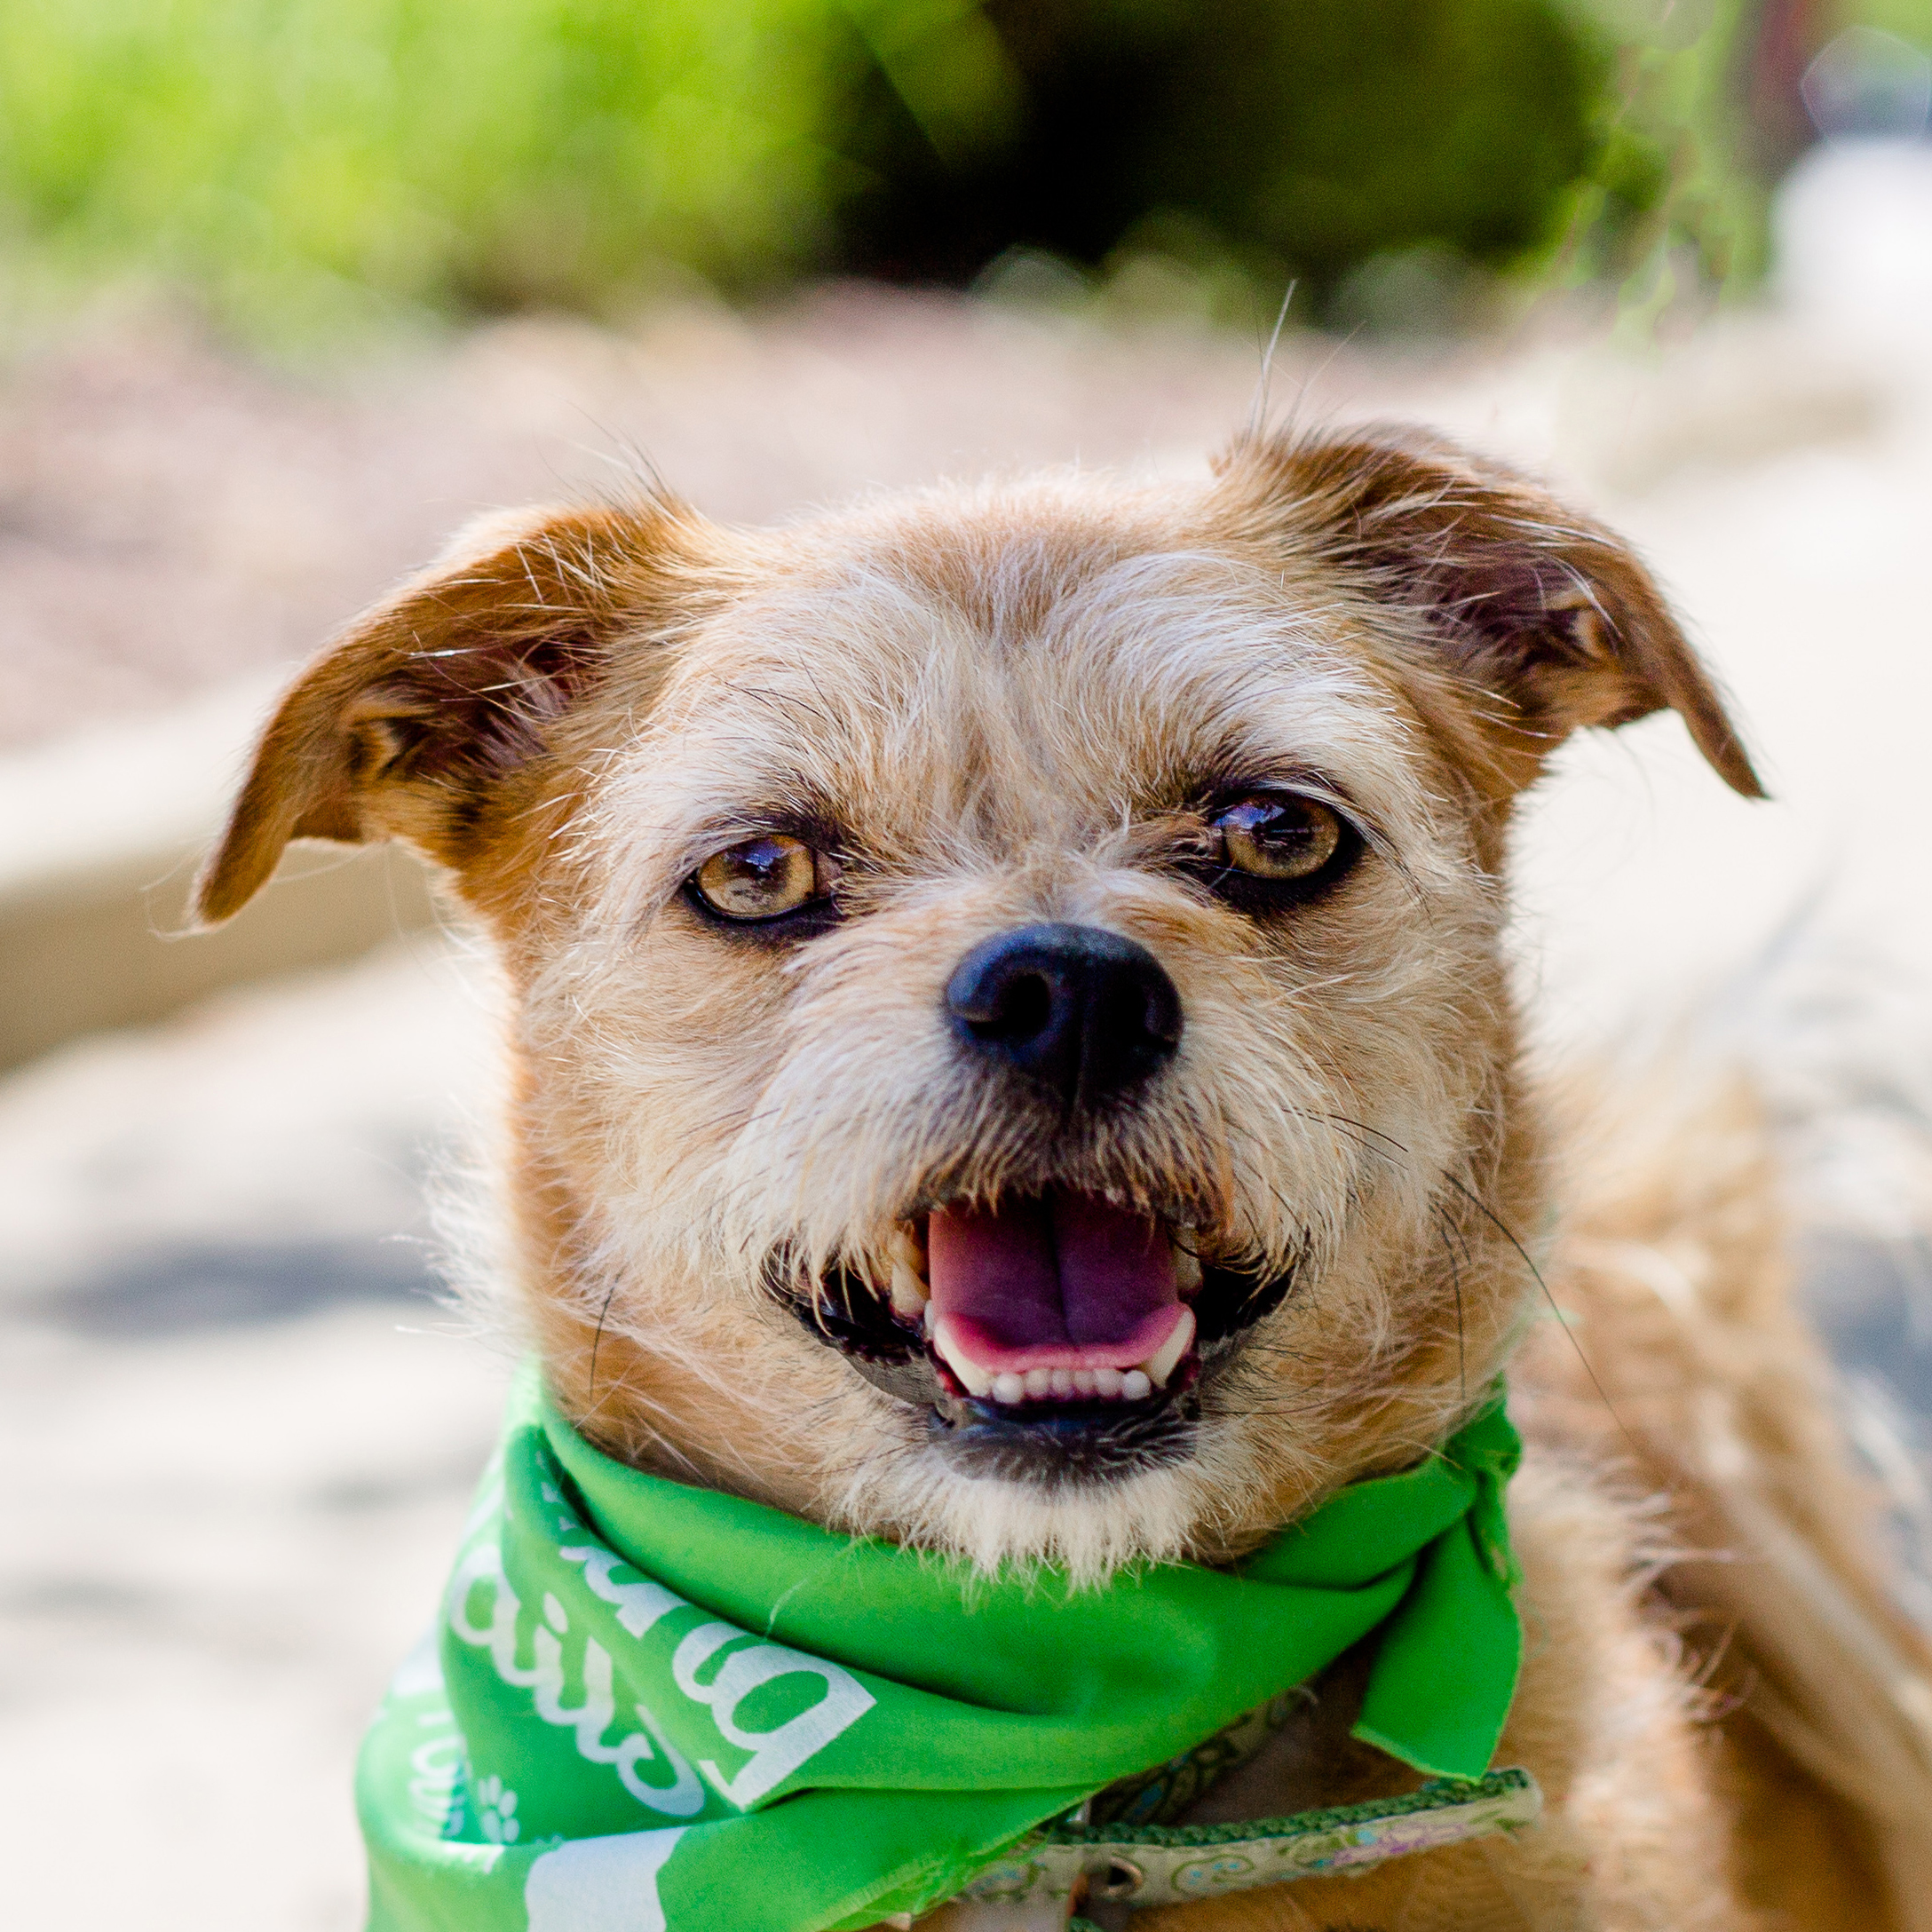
[1223,426,1765,799]
[194,500,687,926]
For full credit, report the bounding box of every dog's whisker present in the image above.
[1435,1171,1645,1460]
[585,1278,620,1406]
[1431,1205,1469,1408]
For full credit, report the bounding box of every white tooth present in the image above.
[1141,1307,1196,1390]
[1025,1367,1052,1398]
[890,1257,929,1321]
[1121,1369,1152,1402]
[1094,1366,1123,1398]
[1049,1368,1075,1398]
[1073,1369,1097,1396]
[923,1298,937,1337]
[891,1223,929,1282]
[931,1316,994,1398]
[1171,1241,1202,1295]
[993,1372,1026,1405]
[952,1361,995,1399]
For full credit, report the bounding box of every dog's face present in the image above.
[202,430,1759,1577]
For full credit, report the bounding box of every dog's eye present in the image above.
[1214,795,1344,880]
[691,835,831,922]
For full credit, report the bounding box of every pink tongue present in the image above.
[926,1191,1182,1373]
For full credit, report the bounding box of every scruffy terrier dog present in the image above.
[200,426,1932,1929]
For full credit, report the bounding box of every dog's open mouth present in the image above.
[922,1193,1197,1402]
[774,1187,1294,1483]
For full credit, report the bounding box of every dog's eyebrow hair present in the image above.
[721,677,852,736]
[682,796,852,844]
[1138,734,1358,812]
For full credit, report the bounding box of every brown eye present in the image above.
[1215,795,1344,880]
[692,835,828,922]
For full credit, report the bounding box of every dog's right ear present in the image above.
[194,502,685,926]
[1218,425,1765,803]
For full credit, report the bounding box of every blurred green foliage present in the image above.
[0,0,1926,344]
[0,0,860,337]
[1852,0,1932,43]
[1555,0,1770,329]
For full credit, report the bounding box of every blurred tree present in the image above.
[831,0,1603,297]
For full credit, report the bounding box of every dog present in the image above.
[197,424,1932,1929]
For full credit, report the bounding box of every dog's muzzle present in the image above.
[768,921,1296,1483]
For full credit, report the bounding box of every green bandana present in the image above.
[358,1367,1523,1932]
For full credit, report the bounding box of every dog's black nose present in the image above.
[946,922,1182,1106]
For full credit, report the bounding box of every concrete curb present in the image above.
[0,676,439,1072]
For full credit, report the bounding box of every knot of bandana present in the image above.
[358,1368,1524,1932]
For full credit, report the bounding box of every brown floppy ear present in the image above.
[1226,426,1765,800]
[194,500,685,926]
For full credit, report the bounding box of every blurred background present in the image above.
[4,2,1932,1925]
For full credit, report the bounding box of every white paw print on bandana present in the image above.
[473,1775,521,1844]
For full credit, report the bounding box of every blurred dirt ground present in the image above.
[0,285,1397,749]
[5,143,1932,1930]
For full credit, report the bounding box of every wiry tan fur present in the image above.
[200,424,1932,1929]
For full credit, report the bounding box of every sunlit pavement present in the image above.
[4,142,1932,1931]
[0,941,506,1929]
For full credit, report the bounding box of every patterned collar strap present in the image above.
[356,1366,1525,1932]
[946,1770,1542,1928]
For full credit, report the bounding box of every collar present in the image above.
[946,1770,1540,1928]
[356,1366,1528,1931]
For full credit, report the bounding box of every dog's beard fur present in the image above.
[195,443,1760,1585]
